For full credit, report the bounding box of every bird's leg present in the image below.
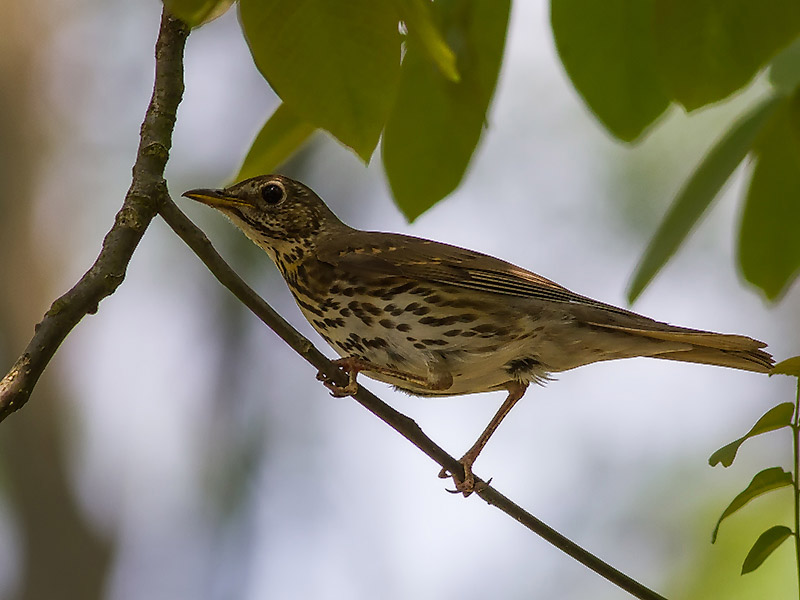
[440,382,529,496]
[316,356,445,397]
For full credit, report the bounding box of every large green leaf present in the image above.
[239,0,401,161]
[711,467,793,543]
[163,0,233,27]
[654,0,800,110]
[709,403,795,468]
[551,0,669,142]
[769,36,800,94]
[396,0,460,82]
[383,0,510,221]
[627,95,781,302]
[739,92,800,300]
[741,525,793,574]
[235,103,315,182]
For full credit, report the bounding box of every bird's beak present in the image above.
[182,188,251,209]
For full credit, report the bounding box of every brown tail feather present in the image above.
[586,322,773,373]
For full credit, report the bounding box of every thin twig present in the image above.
[158,194,668,600]
[0,10,189,422]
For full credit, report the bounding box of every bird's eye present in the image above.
[261,182,285,205]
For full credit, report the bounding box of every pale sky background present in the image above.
[3,1,799,599]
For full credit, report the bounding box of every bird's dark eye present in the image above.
[261,182,285,205]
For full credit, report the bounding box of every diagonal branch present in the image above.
[158,194,668,600]
[0,10,189,422]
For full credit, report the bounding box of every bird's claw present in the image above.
[438,462,489,497]
[316,358,360,397]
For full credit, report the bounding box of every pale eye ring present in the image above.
[261,182,285,205]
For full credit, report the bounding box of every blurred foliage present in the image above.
[552,1,800,301]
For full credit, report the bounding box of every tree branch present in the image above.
[158,194,668,600]
[0,10,189,422]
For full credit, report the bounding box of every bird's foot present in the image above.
[316,357,363,397]
[438,457,489,497]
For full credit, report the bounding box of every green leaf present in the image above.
[235,104,316,182]
[709,403,795,467]
[739,92,800,300]
[654,0,800,110]
[769,35,800,94]
[771,356,800,377]
[627,95,781,302]
[163,0,234,27]
[396,0,460,82]
[383,0,510,221]
[741,525,793,574]
[239,0,401,161]
[551,0,670,142]
[711,467,793,543]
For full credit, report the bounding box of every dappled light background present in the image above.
[1,1,798,599]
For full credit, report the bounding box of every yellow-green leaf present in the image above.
[709,403,795,467]
[235,104,315,182]
[739,92,800,300]
[769,36,800,94]
[711,467,793,543]
[396,0,460,82]
[741,526,792,574]
[654,0,800,110]
[383,0,510,221]
[627,95,781,302]
[771,356,800,377]
[239,0,401,162]
[163,0,234,27]
[551,0,669,142]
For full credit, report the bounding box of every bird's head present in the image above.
[182,174,346,256]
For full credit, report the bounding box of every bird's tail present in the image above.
[586,322,773,373]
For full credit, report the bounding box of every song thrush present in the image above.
[183,175,773,495]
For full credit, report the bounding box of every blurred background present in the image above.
[1,1,798,599]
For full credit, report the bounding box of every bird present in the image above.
[183,174,773,495]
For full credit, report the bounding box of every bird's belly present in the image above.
[297,289,550,396]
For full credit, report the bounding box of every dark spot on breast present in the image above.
[379,319,395,329]
[413,342,427,350]
[443,329,461,337]
[386,282,416,296]
[362,302,382,316]
[421,338,448,346]
[397,323,411,332]
[424,294,443,304]
[363,337,389,349]
[419,315,462,327]
[339,308,351,317]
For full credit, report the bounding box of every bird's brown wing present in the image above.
[316,230,629,314]
[316,230,772,372]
